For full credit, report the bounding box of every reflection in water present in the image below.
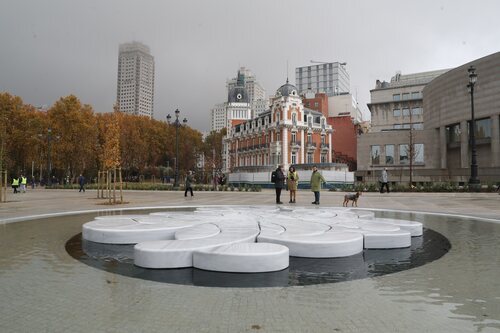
[374,211,500,331]
[3,208,500,331]
[67,227,450,288]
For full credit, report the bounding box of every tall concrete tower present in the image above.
[116,42,155,118]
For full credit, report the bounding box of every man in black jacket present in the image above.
[274,165,286,204]
[78,174,86,192]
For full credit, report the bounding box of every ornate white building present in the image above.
[223,80,334,174]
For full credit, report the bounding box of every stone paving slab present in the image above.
[1,188,499,222]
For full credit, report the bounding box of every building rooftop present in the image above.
[374,69,449,90]
[119,41,151,54]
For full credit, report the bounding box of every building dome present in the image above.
[276,79,298,97]
[228,86,249,103]
[228,70,249,103]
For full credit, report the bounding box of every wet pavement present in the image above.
[0,189,500,332]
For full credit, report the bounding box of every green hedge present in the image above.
[46,183,262,192]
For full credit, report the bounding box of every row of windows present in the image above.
[297,71,340,77]
[234,111,327,135]
[237,152,328,166]
[392,92,422,101]
[371,144,425,165]
[393,107,423,117]
[297,64,335,71]
[394,123,423,130]
[446,118,493,143]
[304,101,320,108]
[234,130,327,150]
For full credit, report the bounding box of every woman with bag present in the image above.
[287,166,299,203]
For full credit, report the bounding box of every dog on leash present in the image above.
[343,192,361,207]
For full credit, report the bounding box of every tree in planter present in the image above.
[102,112,121,170]
[403,139,423,189]
[201,128,226,187]
[101,110,122,203]
[400,102,423,188]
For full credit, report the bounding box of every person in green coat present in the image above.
[310,165,325,205]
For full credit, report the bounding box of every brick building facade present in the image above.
[224,81,333,172]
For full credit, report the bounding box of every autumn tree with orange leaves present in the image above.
[101,111,121,170]
[1,93,205,184]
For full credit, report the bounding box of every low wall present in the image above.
[229,169,354,189]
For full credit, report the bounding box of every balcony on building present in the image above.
[290,140,301,151]
[306,141,317,150]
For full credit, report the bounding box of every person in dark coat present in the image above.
[274,165,286,204]
[78,174,86,192]
[184,171,194,197]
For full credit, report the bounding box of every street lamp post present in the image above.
[38,128,57,186]
[467,65,480,189]
[47,128,53,186]
[167,109,187,188]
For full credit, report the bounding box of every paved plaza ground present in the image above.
[1,189,500,332]
[1,188,500,222]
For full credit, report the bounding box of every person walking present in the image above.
[20,174,27,193]
[380,168,390,193]
[273,165,286,204]
[78,174,86,192]
[184,171,194,197]
[287,166,299,203]
[11,176,19,194]
[310,165,325,205]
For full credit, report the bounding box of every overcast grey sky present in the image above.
[1,0,500,131]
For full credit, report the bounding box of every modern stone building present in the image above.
[210,103,226,132]
[423,52,500,183]
[357,52,500,185]
[327,93,363,124]
[295,62,349,96]
[116,42,155,118]
[356,69,448,184]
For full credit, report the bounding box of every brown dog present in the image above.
[343,192,361,207]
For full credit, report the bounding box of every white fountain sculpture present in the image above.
[82,206,423,273]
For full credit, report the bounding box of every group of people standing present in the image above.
[272,165,326,205]
[11,175,27,193]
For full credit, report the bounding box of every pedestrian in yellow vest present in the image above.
[20,175,27,193]
[12,177,19,194]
